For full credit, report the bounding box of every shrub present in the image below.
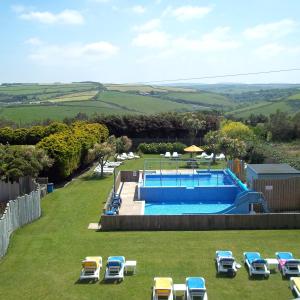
[37,122,108,179]
[137,142,186,154]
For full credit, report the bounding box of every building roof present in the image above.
[248,164,300,175]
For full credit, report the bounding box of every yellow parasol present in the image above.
[184,145,204,153]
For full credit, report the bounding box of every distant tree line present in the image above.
[63,112,220,140]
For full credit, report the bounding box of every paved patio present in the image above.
[118,182,144,215]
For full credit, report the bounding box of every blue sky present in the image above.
[1,0,300,83]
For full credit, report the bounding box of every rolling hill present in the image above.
[0,82,299,124]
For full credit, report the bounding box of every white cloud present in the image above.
[132,31,170,48]
[25,37,42,46]
[28,41,119,65]
[244,19,297,39]
[132,27,240,53]
[133,19,161,32]
[132,5,146,14]
[255,43,300,59]
[18,9,84,25]
[165,5,213,21]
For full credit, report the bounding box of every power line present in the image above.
[129,67,300,85]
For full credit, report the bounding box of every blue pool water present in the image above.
[145,203,232,215]
[140,170,249,215]
[144,172,233,187]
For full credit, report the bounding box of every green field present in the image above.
[228,100,297,117]
[0,156,299,300]
[164,91,234,107]
[97,91,201,114]
[1,83,300,123]
[47,91,99,103]
[105,84,196,93]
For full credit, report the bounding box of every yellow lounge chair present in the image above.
[290,277,300,298]
[80,256,102,281]
[152,277,173,300]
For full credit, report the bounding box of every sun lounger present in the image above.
[196,152,208,159]
[290,277,300,297]
[216,153,225,160]
[80,256,102,281]
[204,153,213,160]
[105,256,125,281]
[276,252,300,277]
[186,277,207,300]
[152,277,173,300]
[164,152,171,158]
[172,152,179,158]
[215,250,238,277]
[244,252,270,277]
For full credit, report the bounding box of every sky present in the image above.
[1,0,300,84]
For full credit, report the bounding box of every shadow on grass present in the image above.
[74,278,99,284]
[81,173,112,182]
[99,278,123,285]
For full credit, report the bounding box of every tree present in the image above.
[116,136,132,154]
[219,135,247,160]
[88,136,116,177]
[0,145,53,182]
[220,121,254,141]
[266,110,295,141]
[182,113,206,144]
[204,131,221,163]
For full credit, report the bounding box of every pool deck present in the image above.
[118,182,144,215]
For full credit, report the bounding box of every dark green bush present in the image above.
[137,142,186,154]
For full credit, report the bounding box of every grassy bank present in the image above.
[0,156,299,299]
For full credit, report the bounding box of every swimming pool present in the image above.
[144,171,234,187]
[138,169,264,215]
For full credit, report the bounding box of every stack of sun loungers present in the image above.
[94,161,122,176]
[79,256,136,283]
[105,194,122,215]
[116,152,140,161]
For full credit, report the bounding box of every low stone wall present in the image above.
[100,213,300,231]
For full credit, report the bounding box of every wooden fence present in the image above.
[0,177,37,204]
[253,178,300,212]
[0,189,41,258]
[227,160,245,182]
[101,213,300,231]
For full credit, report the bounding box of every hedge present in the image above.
[0,122,69,145]
[37,122,108,179]
[137,142,186,154]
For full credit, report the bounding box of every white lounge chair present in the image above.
[204,153,214,160]
[172,152,179,158]
[80,256,102,281]
[104,256,125,282]
[197,152,208,159]
[243,252,270,278]
[152,277,173,300]
[276,252,300,277]
[164,152,171,158]
[216,153,225,160]
[186,277,207,300]
[215,250,238,277]
[290,277,300,298]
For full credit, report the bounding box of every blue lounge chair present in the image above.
[215,250,237,277]
[276,252,300,277]
[105,256,125,281]
[186,277,207,300]
[243,252,270,278]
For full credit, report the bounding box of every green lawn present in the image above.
[0,156,299,299]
